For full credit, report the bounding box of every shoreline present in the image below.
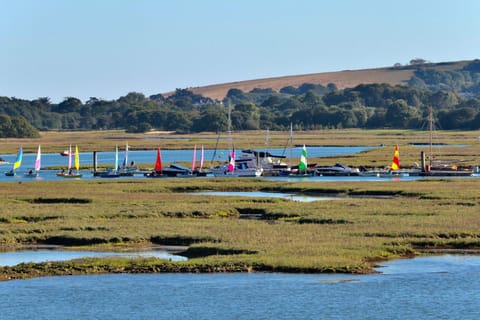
[2,248,480,282]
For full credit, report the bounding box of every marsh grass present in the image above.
[1,176,479,279]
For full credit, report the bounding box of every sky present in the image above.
[1,0,479,103]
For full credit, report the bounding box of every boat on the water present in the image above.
[60,145,83,178]
[24,145,41,178]
[117,143,137,176]
[59,150,75,157]
[5,146,22,177]
[210,149,263,177]
[361,144,412,177]
[99,145,121,178]
[316,163,361,176]
[411,107,474,177]
[286,145,315,177]
[144,147,167,177]
[241,149,288,176]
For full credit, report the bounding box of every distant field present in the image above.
[166,60,470,100]
[172,68,414,100]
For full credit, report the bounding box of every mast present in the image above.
[428,105,433,168]
[227,101,233,151]
[264,128,270,165]
[289,123,293,169]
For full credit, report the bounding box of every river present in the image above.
[1,255,479,319]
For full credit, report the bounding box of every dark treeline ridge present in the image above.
[1,60,480,137]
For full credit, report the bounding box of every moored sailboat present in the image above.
[5,146,22,176]
[99,145,121,178]
[24,145,41,177]
[144,147,165,177]
[62,145,83,178]
[361,144,411,177]
[288,144,314,177]
[118,143,137,176]
[411,106,474,177]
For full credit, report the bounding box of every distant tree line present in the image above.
[1,61,480,137]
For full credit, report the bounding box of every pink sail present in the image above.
[68,145,72,170]
[227,148,235,172]
[200,145,204,170]
[191,144,197,172]
[34,145,41,172]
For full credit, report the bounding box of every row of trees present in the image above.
[1,61,480,137]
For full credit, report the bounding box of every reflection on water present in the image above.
[191,191,338,202]
[0,248,187,267]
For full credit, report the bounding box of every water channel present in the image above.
[0,247,187,267]
[1,255,479,319]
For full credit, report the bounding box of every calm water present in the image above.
[192,191,339,202]
[0,248,187,267]
[1,255,479,319]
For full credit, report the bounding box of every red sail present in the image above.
[154,147,162,172]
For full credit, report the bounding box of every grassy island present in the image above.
[1,176,480,281]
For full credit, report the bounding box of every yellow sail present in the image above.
[13,146,23,170]
[74,145,80,170]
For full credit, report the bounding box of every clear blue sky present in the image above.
[2,0,479,103]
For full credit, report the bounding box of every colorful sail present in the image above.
[227,148,235,172]
[114,145,119,170]
[191,144,197,172]
[122,143,129,167]
[13,146,23,170]
[200,145,204,170]
[67,145,72,170]
[74,145,80,171]
[34,145,41,172]
[390,144,400,171]
[154,147,162,172]
[298,144,307,171]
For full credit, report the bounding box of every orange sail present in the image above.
[390,145,400,171]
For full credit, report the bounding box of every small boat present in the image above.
[5,146,22,176]
[288,145,314,177]
[144,147,165,177]
[316,163,361,176]
[60,150,74,157]
[210,148,263,177]
[241,149,288,176]
[143,148,193,177]
[99,167,121,178]
[99,145,120,178]
[0,156,9,165]
[24,145,41,178]
[118,143,137,176]
[62,145,83,178]
[192,144,209,176]
[410,107,474,177]
[162,163,192,177]
[361,145,410,177]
